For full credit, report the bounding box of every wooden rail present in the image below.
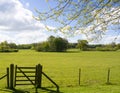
[0,74,7,80]
[15,65,36,86]
[42,72,59,92]
[0,68,9,88]
[17,67,36,69]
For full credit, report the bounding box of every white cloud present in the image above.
[15,31,48,44]
[0,0,50,44]
[0,0,46,31]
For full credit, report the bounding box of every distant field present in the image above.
[0,50,120,93]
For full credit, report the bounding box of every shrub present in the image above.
[0,49,19,52]
[35,42,50,52]
[96,47,118,51]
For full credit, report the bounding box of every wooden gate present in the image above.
[15,64,42,87]
[15,65,36,86]
[2,64,59,92]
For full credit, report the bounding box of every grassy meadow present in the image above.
[0,49,120,93]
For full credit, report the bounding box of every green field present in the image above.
[0,50,120,93]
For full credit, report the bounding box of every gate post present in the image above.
[7,67,9,88]
[9,64,14,89]
[36,64,42,88]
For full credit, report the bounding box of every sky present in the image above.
[0,0,120,44]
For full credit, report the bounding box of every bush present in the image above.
[10,49,19,52]
[0,41,19,52]
[0,49,19,52]
[86,48,96,51]
[35,42,50,52]
[96,47,118,51]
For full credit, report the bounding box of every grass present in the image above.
[0,49,120,93]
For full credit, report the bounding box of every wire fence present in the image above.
[0,66,120,88]
[42,67,120,87]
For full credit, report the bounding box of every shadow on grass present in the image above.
[65,51,81,53]
[12,89,30,93]
[0,88,28,93]
[105,82,118,86]
[0,88,63,93]
[36,87,63,93]
[53,51,81,53]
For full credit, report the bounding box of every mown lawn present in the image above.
[0,50,120,93]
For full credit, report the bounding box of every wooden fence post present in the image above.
[107,68,110,84]
[36,64,42,88]
[14,65,17,87]
[7,67,9,88]
[79,68,81,86]
[10,64,14,89]
[35,65,38,87]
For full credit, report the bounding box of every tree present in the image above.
[17,44,32,49]
[47,36,68,52]
[54,37,68,52]
[116,43,120,49]
[48,35,56,51]
[77,40,88,51]
[35,0,120,40]
[34,36,68,52]
[0,41,10,51]
[35,42,49,52]
[68,43,77,49]
[109,42,116,48]
[9,43,17,49]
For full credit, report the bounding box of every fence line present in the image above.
[0,65,120,91]
[40,67,120,87]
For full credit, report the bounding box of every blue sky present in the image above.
[0,0,119,44]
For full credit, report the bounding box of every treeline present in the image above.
[0,41,18,52]
[0,36,120,52]
[0,41,32,52]
[76,40,120,51]
[0,36,68,52]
